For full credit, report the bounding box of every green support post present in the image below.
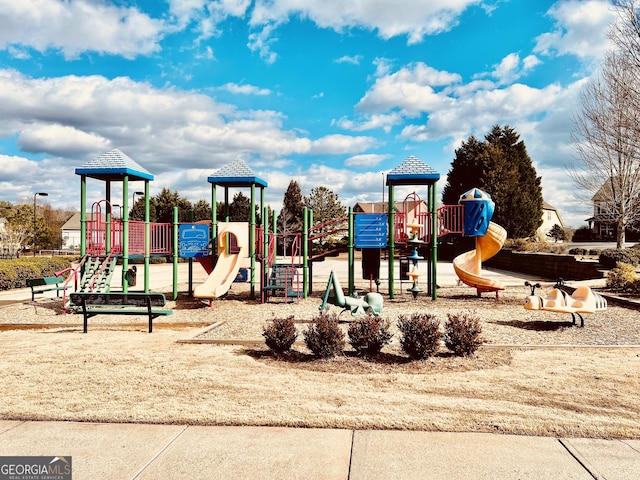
[302,207,308,298]
[388,185,395,299]
[250,183,256,300]
[144,181,150,293]
[263,206,269,302]
[122,177,129,293]
[173,206,179,300]
[272,211,277,266]
[80,176,87,256]
[430,183,438,300]
[105,181,112,255]
[348,207,354,296]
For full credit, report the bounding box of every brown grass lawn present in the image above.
[0,284,639,439]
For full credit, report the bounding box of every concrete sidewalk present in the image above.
[0,421,638,479]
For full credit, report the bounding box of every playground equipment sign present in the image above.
[179,224,209,258]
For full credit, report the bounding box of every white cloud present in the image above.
[356,62,461,117]
[0,69,378,201]
[18,124,110,156]
[247,23,279,64]
[310,134,379,154]
[0,0,165,59]
[218,83,272,95]
[168,0,252,40]
[344,154,391,167]
[250,0,481,40]
[335,55,363,65]
[247,0,481,61]
[335,113,402,133]
[534,0,615,60]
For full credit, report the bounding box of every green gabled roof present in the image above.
[75,149,154,181]
[386,155,440,185]
[208,159,267,187]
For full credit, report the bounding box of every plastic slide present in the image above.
[194,222,250,300]
[452,221,507,294]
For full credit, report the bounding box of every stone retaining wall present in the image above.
[484,250,604,281]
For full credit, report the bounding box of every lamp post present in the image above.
[111,204,122,219]
[33,192,48,256]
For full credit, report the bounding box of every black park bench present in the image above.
[69,292,172,333]
[26,276,70,302]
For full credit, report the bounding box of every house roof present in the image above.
[386,155,440,185]
[75,149,154,181]
[208,159,267,187]
[61,212,104,231]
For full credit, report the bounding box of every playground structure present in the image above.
[523,281,607,327]
[71,151,506,304]
[452,188,507,297]
[194,222,251,302]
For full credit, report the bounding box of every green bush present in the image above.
[599,248,640,269]
[0,257,73,290]
[303,310,345,359]
[263,316,298,355]
[569,248,587,255]
[347,314,393,357]
[397,313,441,360]
[572,226,595,241]
[606,262,638,291]
[443,313,485,357]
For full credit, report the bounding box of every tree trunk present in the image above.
[617,218,626,248]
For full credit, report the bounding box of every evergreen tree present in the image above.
[228,192,251,222]
[153,188,193,223]
[442,125,543,238]
[442,136,486,206]
[191,199,211,222]
[277,180,304,254]
[303,186,346,225]
[547,224,566,242]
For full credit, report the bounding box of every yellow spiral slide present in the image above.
[452,221,507,295]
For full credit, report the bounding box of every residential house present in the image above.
[537,201,565,241]
[586,178,640,241]
[61,212,106,251]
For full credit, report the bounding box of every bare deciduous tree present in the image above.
[571,49,640,247]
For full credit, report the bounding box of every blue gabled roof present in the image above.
[75,149,154,181]
[386,155,440,185]
[208,159,267,187]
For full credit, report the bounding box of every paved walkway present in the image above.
[1,421,639,479]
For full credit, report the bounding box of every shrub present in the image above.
[572,226,595,242]
[303,310,345,359]
[599,248,640,269]
[504,238,528,251]
[263,316,298,354]
[347,314,393,357]
[397,313,441,360]
[606,262,638,291]
[569,247,587,256]
[589,249,602,256]
[443,313,485,357]
[0,257,73,290]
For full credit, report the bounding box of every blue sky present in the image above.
[0,0,619,227]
